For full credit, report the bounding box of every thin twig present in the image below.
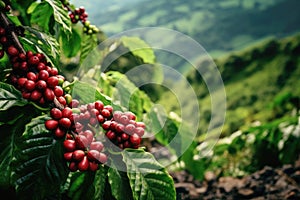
[0,12,26,54]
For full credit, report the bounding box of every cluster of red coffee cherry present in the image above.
[6,46,68,106]
[60,0,99,35]
[68,6,88,24]
[45,100,145,171]
[103,111,145,149]
[1,5,145,172]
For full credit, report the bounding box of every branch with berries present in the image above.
[61,0,99,35]
[0,2,145,172]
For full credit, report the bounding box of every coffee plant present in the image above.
[0,0,177,199]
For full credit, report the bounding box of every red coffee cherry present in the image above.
[26,72,37,81]
[38,70,49,81]
[49,68,58,76]
[72,150,85,161]
[63,139,76,152]
[30,90,42,101]
[106,130,116,140]
[28,56,40,65]
[7,46,19,56]
[59,117,72,129]
[87,150,100,162]
[75,135,89,150]
[54,127,66,138]
[54,86,64,97]
[64,152,73,161]
[102,121,111,130]
[124,124,135,135]
[47,76,59,88]
[24,80,36,91]
[104,105,113,113]
[62,107,73,118]
[45,119,58,130]
[130,134,141,146]
[78,156,89,171]
[35,80,47,91]
[99,153,108,164]
[69,162,78,172]
[44,88,55,101]
[89,162,99,171]
[50,108,62,120]
[17,78,27,87]
[89,141,104,152]
[94,101,104,111]
[101,109,111,118]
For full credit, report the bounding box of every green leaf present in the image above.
[108,160,134,200]
[122,149,176,200]
[80,34,98,65]
[21,27,60,66]
[0,105,39,186]
[27,1,39,14]
[0,82,27,111]
[120,37,156,64]
[44,0,72,33]
[93,166,108,200]
[72,80,112,106]
[67,171,96,200]
[12,115,69,199]
[105,71,153,120]
[29,1,53,33]
[61,28,81,58]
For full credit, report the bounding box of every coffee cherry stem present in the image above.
[0,12,26,54]
[30,101,50,111]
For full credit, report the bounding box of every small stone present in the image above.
[238,188,254,198]
[282,164,295,175]
[205,171,216,183]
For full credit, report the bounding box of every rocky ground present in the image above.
[171,160,300,200]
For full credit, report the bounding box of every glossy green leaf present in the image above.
[61,28,81,58]
[108,160,134,200]
[29,1,53,33]
[0,105,40,185]
[105,71,153,120]
[0,82,27,111]
[44,0,72,33]
[71,80,112,106]
[67,171,96,200]
[80,34,98,65]
[12,116,69,199]
[122,149,176,200]
[93,166,108,200]
[21,27,60,66]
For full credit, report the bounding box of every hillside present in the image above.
[158,33,300,137]
[88,0,300,57]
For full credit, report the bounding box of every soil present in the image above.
[170,159,300,200]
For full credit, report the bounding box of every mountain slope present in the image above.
[90,0,300,57]
[158,33,300,137]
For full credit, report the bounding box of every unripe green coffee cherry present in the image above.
[84,21,90,27]
[65,94,72,105]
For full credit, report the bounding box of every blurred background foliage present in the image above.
[65,0,300,180]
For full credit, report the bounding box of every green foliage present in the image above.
[0,82,27,110]
[13,116,69,199]
[21,27,61,66]
[122,149,176,200]
[0,1,179,199]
